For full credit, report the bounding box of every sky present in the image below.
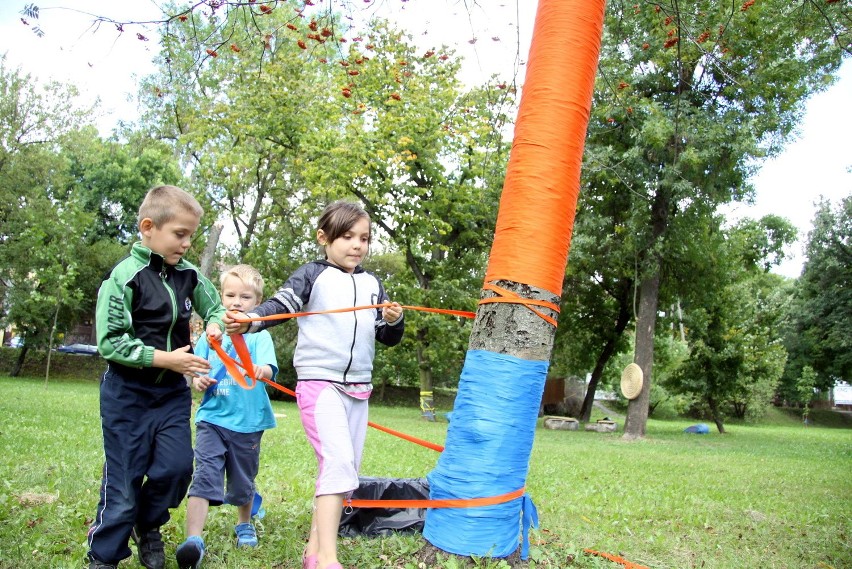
[1,0,849,278]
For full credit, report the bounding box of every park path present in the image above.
[593,400,623,419]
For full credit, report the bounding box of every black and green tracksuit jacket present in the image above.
[95,241,226,384]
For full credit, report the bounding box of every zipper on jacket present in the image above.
[158,266,178,383]
[342,273,357,384]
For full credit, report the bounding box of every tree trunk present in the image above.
[580,284,632,422]
[10,346,27,377]
[580,338,617,422]
[623,176,671,439]
[708,397,726,434]
[624,271,661,439]
[45,302,61,386]
[423,0,605,559]
[200,222,223,278]
[191,223,224,345]
[416,334,435,421]
[469,282,560,360]
[424,282,560,556]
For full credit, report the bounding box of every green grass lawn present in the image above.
[0,375,849,569]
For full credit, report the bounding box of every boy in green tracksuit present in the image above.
[86,185,227,569]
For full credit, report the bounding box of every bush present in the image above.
[0,347,104,380]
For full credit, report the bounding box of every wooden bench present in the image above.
[585,420,617,432]
[543,416,579,430]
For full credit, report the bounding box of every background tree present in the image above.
[62,128,186,244]
[138,4,514,409]
[550,188,635,420]
[0,54,87,251]
[0,57,92,373]
[8,2,849,428]
[138,0,324,269]
[0,57,190,375]
[585,0,847,438]
[54,127,188,346]
[796,365,817,425]
[297,20,513,413]
[669,216,795,432]
[783,196,852,394]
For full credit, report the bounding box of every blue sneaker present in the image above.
[175,535,205,569]
[234,522,258,548]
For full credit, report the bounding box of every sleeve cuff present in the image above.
[247,312,263,333]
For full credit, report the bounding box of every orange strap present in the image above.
[347,486,526,510]
[208,336,446,454]
[478,283,560,327]
[364,421,445,453]
[207,336,257,390]
[231,333,255,379]
[210,340,643,565]
[210,309,530,513]
[584,549,650,569]
[207,334,528,517]
[232,297,557,328]
[232,303,475,323]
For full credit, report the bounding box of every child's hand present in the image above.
[154,345,211,376]
[191,374,218,392]
[253,364,272,381]
[206,323,223,342]
[382,302,403,324]
[224,310,250,335]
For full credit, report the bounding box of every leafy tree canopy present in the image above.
[785,196,852,390]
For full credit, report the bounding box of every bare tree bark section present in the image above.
[469,280,560,361]
[199,223,223,278]
[623,272,660,439]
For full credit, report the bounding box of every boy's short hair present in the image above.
[137,185,204,228]
[220,264,264,299]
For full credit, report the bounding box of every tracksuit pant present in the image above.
[87,368,194,564]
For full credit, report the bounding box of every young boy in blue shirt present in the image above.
[176,264,279,569]
[88,185,226,569]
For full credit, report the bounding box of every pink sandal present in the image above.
[302,553,318,569]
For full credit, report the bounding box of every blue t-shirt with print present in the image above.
[194,332,279,433]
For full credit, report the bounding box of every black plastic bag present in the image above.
[338,477,430,537]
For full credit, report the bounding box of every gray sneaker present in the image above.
[88,559,117,569]
[131,526,165,569]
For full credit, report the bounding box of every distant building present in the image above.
[832,380,852,410]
